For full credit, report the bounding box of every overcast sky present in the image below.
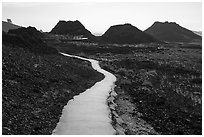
[2,2,202,35]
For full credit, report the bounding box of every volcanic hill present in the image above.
[3,26,58,54]
[101,23,159,44]
[145,21,202,43]
[50,20,96,41]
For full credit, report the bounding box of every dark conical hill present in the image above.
[145,21,202,43]
[102,23,159,44]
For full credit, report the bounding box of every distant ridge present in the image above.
[50,20,96,41]
[145,21,202,43]
[2,21,21,32]
[101,23,159,44]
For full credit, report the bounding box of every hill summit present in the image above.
[102,23,158,44]
[145,21,202,43]
[50,20,95,40]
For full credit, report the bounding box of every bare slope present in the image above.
[145,21,201,43]
[102,23,158,44]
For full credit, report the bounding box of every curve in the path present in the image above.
[52,52,117,135]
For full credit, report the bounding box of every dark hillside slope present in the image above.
[102,23,159,44]
[145,21,202,43]
[2,21,21,32]
[3,26,58,54]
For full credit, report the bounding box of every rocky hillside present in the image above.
[50,20,96,41]
[3,26,58,54]
[2,21,21,32]
[101,23,158,44]
[145,21,202,43]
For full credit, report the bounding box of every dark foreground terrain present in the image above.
[53,41,202,135]
[2,30,104,134]
[2,25,202,134]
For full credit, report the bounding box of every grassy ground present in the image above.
[2,44,104,134]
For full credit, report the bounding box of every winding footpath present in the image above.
[52,53,117,135]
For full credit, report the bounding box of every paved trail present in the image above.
[52,53,116,135]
